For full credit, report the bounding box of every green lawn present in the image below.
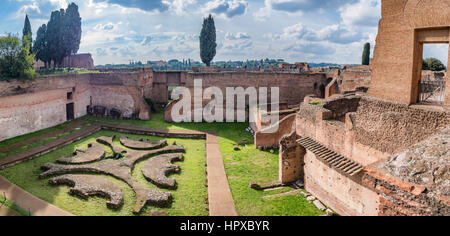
[0,112,323,216]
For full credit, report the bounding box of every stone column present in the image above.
[279,131,305,184]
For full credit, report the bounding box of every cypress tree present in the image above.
[47,9,66,68]
[63,3,82,69]
[33,24,51,68]
[362,42,370,65]
[22,15,32,54]
[200,14,217,67]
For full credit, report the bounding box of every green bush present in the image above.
[422,57,446,71]
[0,34,37,80]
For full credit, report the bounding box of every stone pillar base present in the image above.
[279,131,305,184]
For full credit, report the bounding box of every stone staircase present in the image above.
[297,137,363,177]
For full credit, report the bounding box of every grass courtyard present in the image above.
[0,112,324,216]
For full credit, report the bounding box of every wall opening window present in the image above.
[419,43,448,105]
[67,92,73,100]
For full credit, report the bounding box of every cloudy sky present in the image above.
[1,0,447,65]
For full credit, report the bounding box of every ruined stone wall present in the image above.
[296,95,450,165]
[90,85,141,118]
[152,71,187,104]
[0,89,68,141]
[354,96,450,154]
[0,74,91,97]
[63,54,95,69]
[73,84,91,119]
[295,95,386,165]
[254,113,296,148]
[304,151,380,216]
[363,126,450,217]
[34,53,95,70]
[0,70,154,141]
[292,94,450,215]
[186,72,328,106]
[339,69,371,93]
[88,71,152,119]
[164,72,328,122]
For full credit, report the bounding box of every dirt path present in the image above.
[0,206,20,216]
[0,176,73,216]
[206,132,238,216]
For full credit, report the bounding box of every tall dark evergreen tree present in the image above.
[22,14,32,53]
[63,3,82,69]
[47,9,66,68]
[33,24,51,68]
[362,42,371,65]
[200,14,217,67]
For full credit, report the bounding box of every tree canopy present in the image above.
[63,3,82,61]
[422,57,446,71]
[34,24,51,67]
[200,14,217,67]
[32,3,82,69]
[0,34,35,79]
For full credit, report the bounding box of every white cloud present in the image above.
[225,32,250,40]
[17,1,41,16]
[339,0,381,28]
[93,22,120,31]
[254,0,354,22]
[253,0,272,22]
[268,23,362,45]
[202,0,248,18]
[169,0,197,15]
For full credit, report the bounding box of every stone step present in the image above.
[297,137,363,177]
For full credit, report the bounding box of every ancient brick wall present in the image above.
[63,54,95,69]
[254,113,296,148]
[164,72,328,122]
[279,131,305,183]
[90,85,140,118]
[0,89,76,141]
[186,72,328,106]
[294,96,386,165]
[369,0,450,105]
[296,95,450,165]
[152,71,187,104]
[0,74,91,98]
[0,70,154,141]
[291,94,450,215]
[339,70,371,93]
[34,53,95,70]
[304,151,380,216]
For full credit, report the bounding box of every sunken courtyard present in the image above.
[0,0,449,217]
